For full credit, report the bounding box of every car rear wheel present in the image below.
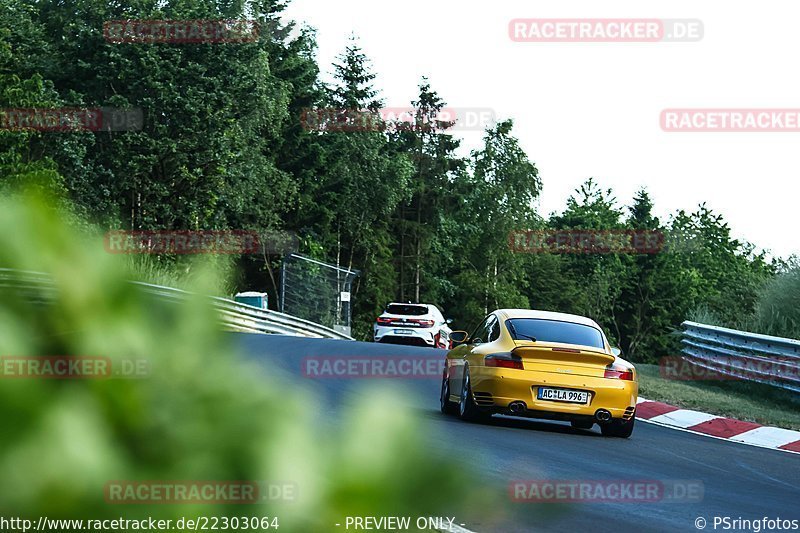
[458,370,489,422]
[600,416,635,438]
[440,371,457,415]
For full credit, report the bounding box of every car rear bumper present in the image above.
[376,335,433,347]
[469,366,638,420]
[374,326,442,347]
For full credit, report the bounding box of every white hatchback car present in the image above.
[374,303,453,349]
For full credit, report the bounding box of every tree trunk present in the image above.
[415,197,421,303]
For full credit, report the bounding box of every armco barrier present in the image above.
[0,268,352,340]
[681,321,800,393]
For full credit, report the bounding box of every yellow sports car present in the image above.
[440,309,638,437]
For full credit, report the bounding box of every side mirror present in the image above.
[446,318,454,325]
[449,331,469,345]
[611,347,622,357]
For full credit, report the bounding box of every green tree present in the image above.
[392,79,464,304]
[616,188,688,361]
[20,0,297,230]
[548,179,629,343]
[0,0,70,197]
[442,119,541,329]
[306,38,413,337]
[667,205,773,327]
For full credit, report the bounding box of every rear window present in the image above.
[506,318,605,349]
[386,304,429,316]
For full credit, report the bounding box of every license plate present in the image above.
[394,329,414,335]
[537,387,589,404]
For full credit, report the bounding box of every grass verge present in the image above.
[637,363,800,431]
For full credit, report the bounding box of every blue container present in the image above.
[234,291,269,310]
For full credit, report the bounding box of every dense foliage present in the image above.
[2,0,791,362]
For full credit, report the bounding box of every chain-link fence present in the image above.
[279,253,360,336]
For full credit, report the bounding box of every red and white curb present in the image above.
[636,397,800,455]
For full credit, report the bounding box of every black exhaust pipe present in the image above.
[508,401,527,415]
[595,409,612,423]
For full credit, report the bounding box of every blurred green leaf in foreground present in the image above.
[0,190,490,530]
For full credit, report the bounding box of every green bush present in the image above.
[690,266,800,342]
[750,267,800,340]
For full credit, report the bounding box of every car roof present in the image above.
[496,309,601,329]
[387,302,431,308]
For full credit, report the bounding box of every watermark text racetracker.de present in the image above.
[0,356,149,379]
[509,19,703,42]
[660,356,800,382]
[0,107,143,132]
[661,109,800,132]
[104,230,298,255]
[104,480,295,504]
[302,356,445,379]
[509,229,664,254]
[300,107,496,132]
[104,19,259,43]
[511,479,704,503]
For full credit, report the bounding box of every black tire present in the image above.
[600,416,635,438]
[440,371,457,415]
[570,420,594,430]
[458,369,489,422]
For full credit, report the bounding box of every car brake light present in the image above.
[376,317,392,325]
[485,355,523,370]
[604,365,634,380]
[413,319,434,327]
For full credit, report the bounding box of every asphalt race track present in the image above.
[236,333,800,533]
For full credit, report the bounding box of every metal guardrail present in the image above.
[0,268,353,340]
[681,321,800,393]
[133,282,353,339]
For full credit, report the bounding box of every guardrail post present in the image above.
[280,256,286,313]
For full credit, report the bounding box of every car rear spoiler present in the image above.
[511,344,616,367]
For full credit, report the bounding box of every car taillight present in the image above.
[604,365,634,380]
[413,319,434,327]
[376,317,392,325]
[485,355,524,370]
